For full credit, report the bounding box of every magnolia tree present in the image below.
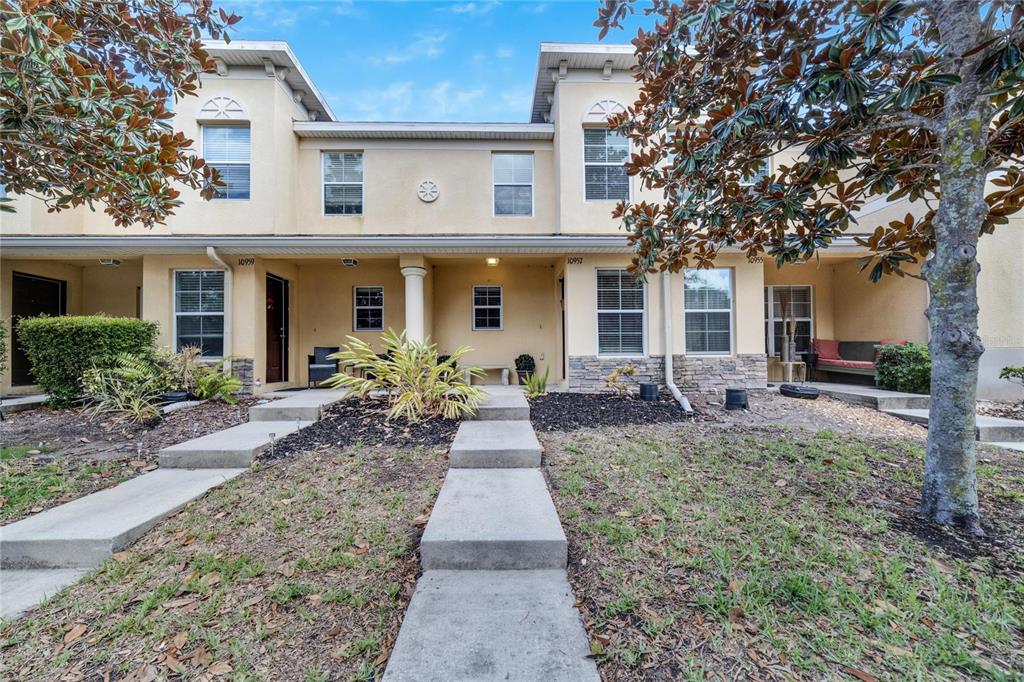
[596,0,1024,534]
[0,0,240,227]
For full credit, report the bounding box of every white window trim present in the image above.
[491,152,534,218]
[582,126,631,203]
[202,124,251,201]
[172,268,227,358]
[321,151,364,217]
[595,268,647,357]
[353,285,384,332]
[764,284,815,358]
[472,285,503,331]
[683,267,735,356]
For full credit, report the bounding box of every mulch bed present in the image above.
[978,400,1024,421]
[267,398,460,460]
[528,392,695,432]
[1,398,265,524]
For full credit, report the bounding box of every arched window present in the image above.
[582,99,626,124]
[198,96,248,120]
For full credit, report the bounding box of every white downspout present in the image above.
[662,271,693,413]
[206,246,233,365]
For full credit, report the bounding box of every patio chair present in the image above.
[307,346,340,387]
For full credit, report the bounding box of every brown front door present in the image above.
[11,272,67,386]
[265,274,289,384]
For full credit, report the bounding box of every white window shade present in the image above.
[584,129,630,201]
[174,270,225,357]
[597,269,644,354]
[203,125,250,199]
[493,153,533,217]
[685,268,733,354]
[323,152,363,215]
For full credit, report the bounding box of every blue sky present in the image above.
[216,1,647,122]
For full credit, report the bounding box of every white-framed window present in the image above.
[174,270,225,357]
[492,153,533,216]
[597,269,645,355]
[584,128,630,201]
[203,125,250,199]
[740,157,771,186]
[323,152,363,215]
[353,286,384,332]
[472,286,502,331]
[764,285,813,358]
[684,268,733,355]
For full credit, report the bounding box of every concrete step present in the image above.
[449,420,541,468]
[985,441,1024,453]
[248,389,346,422]
[1,568,89,620]
[159,420,311,468]
[883,409,1024,441]
[1,468,245,569]
[807,383,930,410]
[472,387,530,421]
[421,468,566,570]
[0,394,48,416]
[383,570,598,682]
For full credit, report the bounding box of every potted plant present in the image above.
[515,354,535,384]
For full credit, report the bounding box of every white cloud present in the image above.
[332,79,529,121]
[495,46,514,59]
[428,81,486,118]
[439,1,501,15]
[520,2,548,14]
[369,31,449,65]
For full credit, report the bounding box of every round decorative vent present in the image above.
[417,180,439,203]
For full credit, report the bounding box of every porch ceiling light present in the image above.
[485,257,500,267]
[341,258,359,267]
[98,258,121,267]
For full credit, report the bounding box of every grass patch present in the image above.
[544,424,1024,681]
[0,443,447,681]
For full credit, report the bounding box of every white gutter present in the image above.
[206,247,233,362]
[662,271,693,413]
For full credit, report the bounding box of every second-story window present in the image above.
[204,125,251,200]
[492,153,533,216]
[323,152,363,215]
[584,128,629,201]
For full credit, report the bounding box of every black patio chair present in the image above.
[308,346,340,387]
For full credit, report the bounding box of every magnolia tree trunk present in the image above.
[920,2,988,535]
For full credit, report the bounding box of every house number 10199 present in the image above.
[567,257,584,265]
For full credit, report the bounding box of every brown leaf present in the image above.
[164,597,199,610]
[411,513,431,526]
[242,594,265,608]
[728,607,744,623]
[208,660,233,675]
[200,571,221,587]
[841,667,878,682]
[64,623,87,644]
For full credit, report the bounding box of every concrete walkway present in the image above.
[806,381,1024,451]
[0,393,47,416]
[0,389,342,620]
[384,386,597,681]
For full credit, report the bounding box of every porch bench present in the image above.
[465,364,511,386]
[812,338,906,379]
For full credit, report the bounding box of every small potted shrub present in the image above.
[515,354,535,384]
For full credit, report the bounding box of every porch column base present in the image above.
[401,266,427,342]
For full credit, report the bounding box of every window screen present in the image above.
[323,152,363,215]
[203,126,250,199]
[597,269,644,354]
[684,268,733,354]
[584,128,629,200]
[175,270,225,356]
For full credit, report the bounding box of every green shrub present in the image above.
[875,342,931,394]
[194,359,243,404]
[15,315,158,407]
[514,353,535,374]
[523,365,549,398]
[325,329,485,422]
[82,353,165,424]
[999,365,1024,400]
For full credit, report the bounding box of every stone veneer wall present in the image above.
[567,355,666,392]
[672,354,767,396]
[567,354,767,395]
[230,357,255,395]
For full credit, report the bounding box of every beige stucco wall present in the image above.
[81,262,142,317]
[763,259,836,342]
[431,259,562,383]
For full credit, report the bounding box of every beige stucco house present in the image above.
[1,41,1021,399]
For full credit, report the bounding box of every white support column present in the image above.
[401,266,427,342]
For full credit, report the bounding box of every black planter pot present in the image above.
[724,388,749,410]
[516,370,532,384]
[161,391,190,404]
[638,382,658,401]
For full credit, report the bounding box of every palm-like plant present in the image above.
[325,329,485,422]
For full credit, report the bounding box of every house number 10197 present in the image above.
[567,257,584,265]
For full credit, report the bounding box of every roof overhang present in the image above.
[531,42,637,123]
[0,234,874,259]
[203,40,334,122]
[293,121,554,141]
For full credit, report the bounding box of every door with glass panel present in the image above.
[764,286,814,358]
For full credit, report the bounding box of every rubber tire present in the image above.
[779,384,820,400]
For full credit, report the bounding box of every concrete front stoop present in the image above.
[881,408,1024,443]
[159,419,311,468]
[248,389,347,422]
[384,386,599,681]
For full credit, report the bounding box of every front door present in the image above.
[11,272,67,386]
[265,274,289,384]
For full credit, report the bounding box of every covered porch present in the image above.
[762,255,929,384]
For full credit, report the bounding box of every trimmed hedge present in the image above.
[15,315,158,407]
[875,341,931,394]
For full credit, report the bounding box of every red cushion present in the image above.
[818,358,875,370]
[878,338,907,347]
[813,339,841,360]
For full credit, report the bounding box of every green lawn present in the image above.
[0,444,446,681]
[543,425,1024,681]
